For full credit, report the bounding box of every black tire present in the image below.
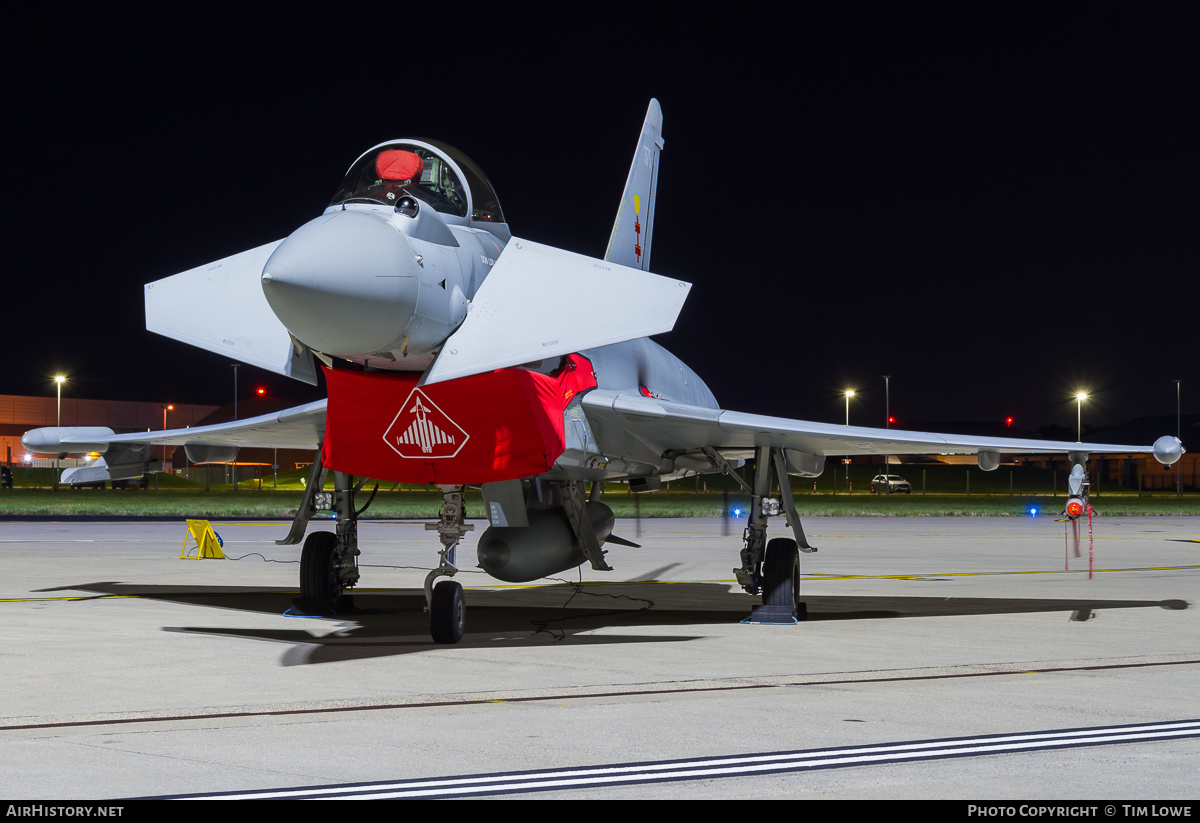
[430,580,465,644]
[300,531,342,607]
[762,537,800,617]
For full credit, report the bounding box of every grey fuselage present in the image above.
[257,139,715,484]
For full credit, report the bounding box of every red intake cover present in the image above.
[322,355,597,484]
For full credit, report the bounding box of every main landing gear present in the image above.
[761,537,803,621]
[281,460,368,617]
[280,443,813,639]
[299,531,343,607]
[704,445,815,623]
[279,454,473,644]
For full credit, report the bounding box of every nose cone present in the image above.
[262,210,419,355]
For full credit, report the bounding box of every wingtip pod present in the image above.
[1153,435,1185,467]
[21,427,116,456]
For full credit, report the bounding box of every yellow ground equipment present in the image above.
[179,519,226,559]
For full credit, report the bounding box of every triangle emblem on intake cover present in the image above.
[382,388,470,459]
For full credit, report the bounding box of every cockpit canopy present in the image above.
[328,139,505,226]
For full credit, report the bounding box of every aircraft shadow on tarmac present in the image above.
[37,579,1189,666]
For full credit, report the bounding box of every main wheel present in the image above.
[430,580,465,644]
[762,537,800,618]
[300,531,342,608]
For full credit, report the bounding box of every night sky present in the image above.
[8,7,1197,435]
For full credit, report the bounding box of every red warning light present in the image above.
[1005,416,1014,427]
[888,416,895,424]
[257,388,266,396]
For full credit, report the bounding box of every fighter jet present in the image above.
[23,100,1184,643]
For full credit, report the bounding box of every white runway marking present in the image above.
[174,719,1200,799]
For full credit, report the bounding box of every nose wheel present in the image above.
[430,580,465,644]
[422,487,473,644]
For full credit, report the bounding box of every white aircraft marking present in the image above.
[174,719,1200,799]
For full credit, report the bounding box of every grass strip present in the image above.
[1,489,1196,519]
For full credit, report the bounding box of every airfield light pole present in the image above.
[1177,380,1182,497]
[883,376,891,494]
[231,364,240,491]
[54,375,65,426]
[1075,391,1088,443]
[231,364,240,422]
[161,404,173,470]
[54,375,66,492]
[844,390,856,493]
[883,376,890,429]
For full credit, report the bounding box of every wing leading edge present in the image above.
[22,401,327,485]
[25,389,1180,488]
[581,390,1180,470]
[26,401,327,453]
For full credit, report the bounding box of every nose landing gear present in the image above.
[423,486,474,644]
[281,452,475,643]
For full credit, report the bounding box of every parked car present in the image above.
[870,474,912,494]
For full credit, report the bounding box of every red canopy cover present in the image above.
[375,150,424,182]
[322,355,597,484]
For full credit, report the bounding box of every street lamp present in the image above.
[882,375,892,490]
[231,364,240,491]
[161,404,174,461]
[882,376,890,429]
[1176,380,1182,498]
[54,375,66,426]
[1075,391,1088,443]
[53,375,66,491]
[844,389,855,426]
[231,364,240,421]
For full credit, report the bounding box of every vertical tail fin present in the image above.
[604,99,664,271]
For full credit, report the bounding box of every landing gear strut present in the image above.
[705,445,815,624]
[280,455,366,616]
